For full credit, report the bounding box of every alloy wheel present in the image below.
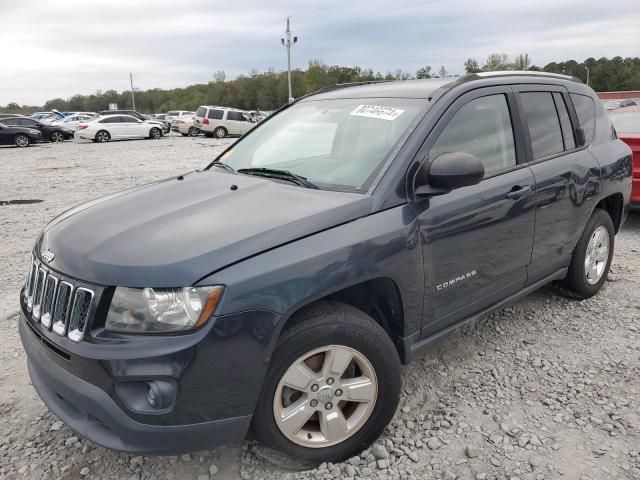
[15,134,29,147]
[584,225,610,285]
[51,131,64,142]
[273,345,378,448]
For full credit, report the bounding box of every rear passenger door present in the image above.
[514,86,601,283]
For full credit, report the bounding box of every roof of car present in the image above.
[199,106,246,112]
[610,106,640,113]
[304,71,583,101]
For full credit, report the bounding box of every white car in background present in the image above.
[166,110,195,124]
[171,115,201,137]
[50,114,93,130]
[75,114,164,143]
[193,105,257,138]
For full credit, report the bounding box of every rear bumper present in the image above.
[19,313,255,454]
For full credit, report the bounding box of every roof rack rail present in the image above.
[311,80,391,95]
[461,70,583,84]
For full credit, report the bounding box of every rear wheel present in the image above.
[252,301,401,464]
[50,131,65,143]
[14,134,30,147]
[95,130,110,143]
[559,208,614,299]
[213,126,227,138]
[149,127,162,139]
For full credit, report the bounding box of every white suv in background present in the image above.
[194,106,257,138]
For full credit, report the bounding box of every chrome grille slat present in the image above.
[52,281,74,336]
[32,268,47,320]
[26,260,37,310]
[67,288,94,343]
[40,275,58,328]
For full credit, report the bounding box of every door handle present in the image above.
[506,185,531,200]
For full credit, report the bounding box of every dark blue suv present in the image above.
[19,72,632,463]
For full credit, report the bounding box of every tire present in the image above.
[188,127,200,137]
[50,131,65,143]
[558,208,614,299]
[252,301,401,464]
[149,127,162,139]
[95,130,110,143]
[213,126,227,138]
[14,134,30,147]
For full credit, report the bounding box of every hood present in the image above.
[37,171,371,287]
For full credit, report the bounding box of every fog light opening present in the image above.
[145,380,174,410]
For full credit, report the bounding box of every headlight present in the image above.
[105,286,223,333]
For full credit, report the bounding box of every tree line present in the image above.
[2,55,639,114]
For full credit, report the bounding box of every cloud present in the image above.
[1,0,638,105]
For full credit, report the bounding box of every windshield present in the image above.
[610,111,640,134]
[213,98,425,191]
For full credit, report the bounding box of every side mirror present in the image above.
[575,126,586,147]
[415,152,485,197]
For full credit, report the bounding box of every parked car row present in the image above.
[0,114,74,146]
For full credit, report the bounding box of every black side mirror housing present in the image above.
[415,152,485,197]
[575,126,586,147]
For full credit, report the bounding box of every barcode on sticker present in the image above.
[350,105,404,121]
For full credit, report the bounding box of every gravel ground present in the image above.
[0,137,639,480]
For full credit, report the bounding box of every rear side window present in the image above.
[520,92,564,159]
[208,109,224,120]
[570,94,596,143]
[100,117,120,123]
[226,111,244,121]
[552,93,575,150]
[430,94,516,177]
[196,107,206,117]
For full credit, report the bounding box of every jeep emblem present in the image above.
[41,249,55,263]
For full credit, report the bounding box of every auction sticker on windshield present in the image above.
[350,105,404,121]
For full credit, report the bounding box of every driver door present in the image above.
[414,86,536,337]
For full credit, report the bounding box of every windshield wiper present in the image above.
[237,168,319,189]
[211,161,237,174]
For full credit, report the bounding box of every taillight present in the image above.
[203,118,209,125]
[77,124,89,130]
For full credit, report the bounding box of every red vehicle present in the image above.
[610,106,640,209]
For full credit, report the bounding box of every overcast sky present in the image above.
[1,0,639,105]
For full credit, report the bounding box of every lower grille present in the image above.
[23,256,95,343]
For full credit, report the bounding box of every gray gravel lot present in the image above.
[0,137,639,480]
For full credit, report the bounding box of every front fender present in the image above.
[197,204,424,340]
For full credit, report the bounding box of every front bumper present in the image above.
[21,316,251,453]
[19,297,283,454]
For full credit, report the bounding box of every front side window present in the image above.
[430,94,516,177]
[226,111,245,121]
[208,109,224,120]
[570,94,596,143]
[216,98,425,191]
[520,92,564,159]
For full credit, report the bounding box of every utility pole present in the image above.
[586,67,590,86]
[129,72,136,111]
[281,17,298,103]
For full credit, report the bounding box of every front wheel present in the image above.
[149,127,162,139]
[251,301,401,464]
[188,127,200,137]
[14,134,30,147]
[50,131,65,143]
[559,208,614,299]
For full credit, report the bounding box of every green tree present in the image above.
[416,66,432,79]
[513,53,531,70]
[484,53,512,71]
[464,58,481,74]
